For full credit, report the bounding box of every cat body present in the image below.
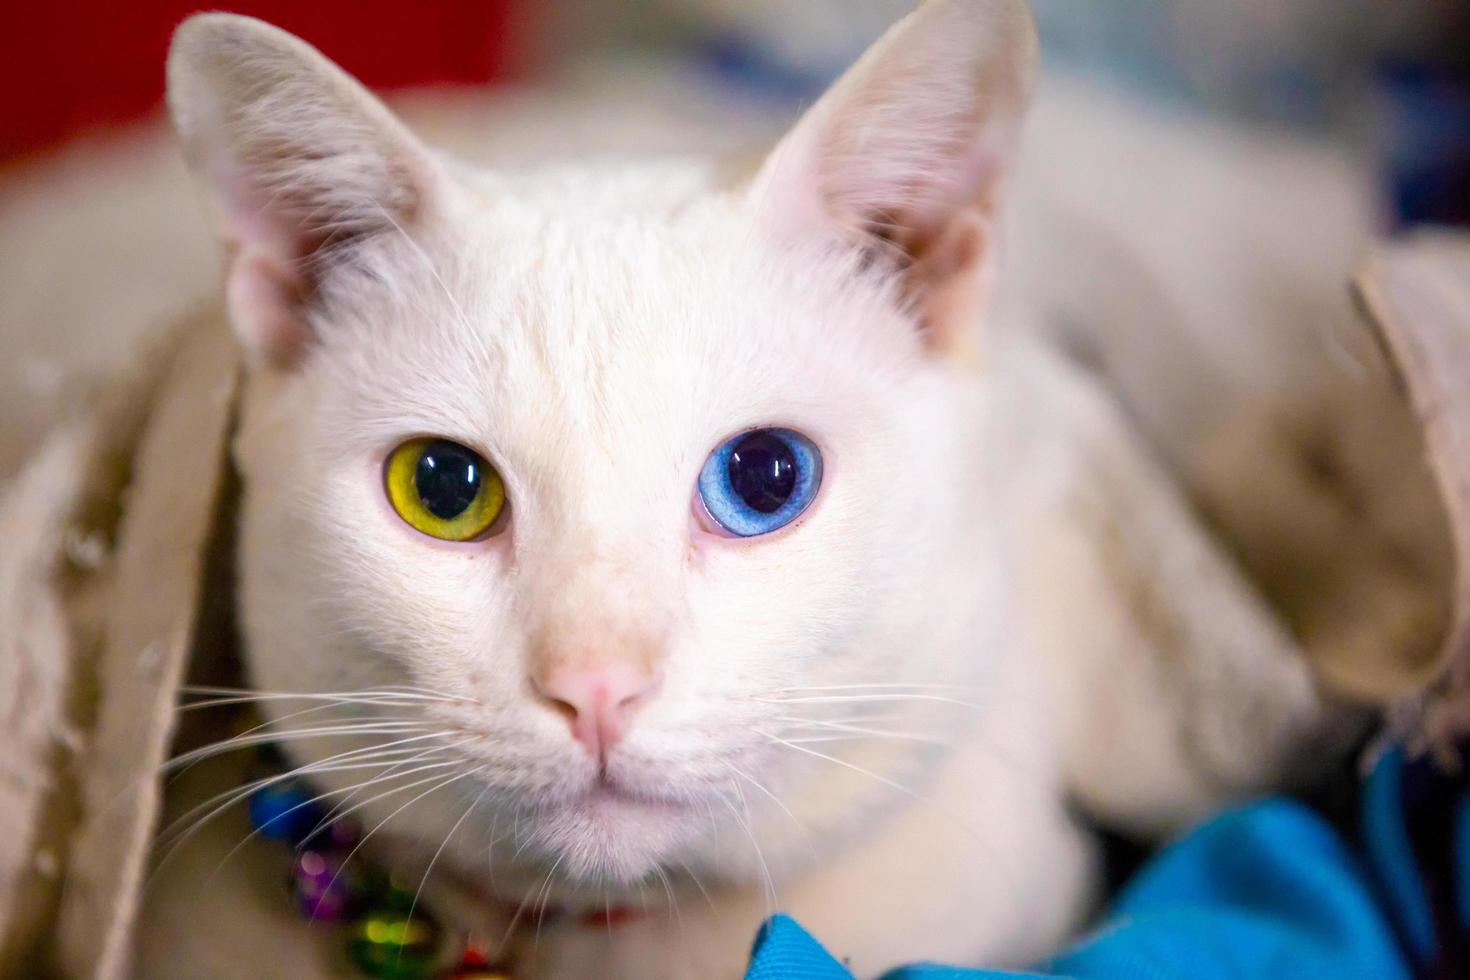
[139,1,1359,975]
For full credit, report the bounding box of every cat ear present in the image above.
[750,0,1037,355]
[167,14,444,367]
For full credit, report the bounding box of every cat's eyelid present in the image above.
[702,422,829,459]
[380,431,504,470]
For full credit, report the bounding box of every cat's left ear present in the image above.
[167,14,446,368]
[750,0,1037,357]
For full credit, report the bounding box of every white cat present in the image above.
[157,2,1221,976]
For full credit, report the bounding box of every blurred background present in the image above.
[2,0,1470,478]
[5,0,1470,216]
[8,0,1470,214]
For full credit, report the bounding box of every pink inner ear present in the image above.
[225,247,310,368]
[909,209,993,358]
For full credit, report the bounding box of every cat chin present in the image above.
[521,786,700,884]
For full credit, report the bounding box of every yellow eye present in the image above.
[385,438,506,541]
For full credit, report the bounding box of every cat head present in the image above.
[168,0,1036,893]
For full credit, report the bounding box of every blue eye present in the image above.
[698,428,823,537]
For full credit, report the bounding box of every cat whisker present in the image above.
[777,733,948,746]
[483,808,504,882]
[179,683,467,706]
[175,694,451,715]
[769,717,950,747]
[168,683,454,786]
[768,712,935,732]
[724,762,809,845]
[94,703,431,837]
[765,682,986,694]
[167,701,432,787]
[758,730,1004,854]
[494,865,537,953]
[673,856,719,919]
[510,820,538,863]
[767,708,908,727]
[511,809,526,862]
[150,740,459,889]
[311,766,485,926]
[160,728,435,787]
[535,858,567,957]
[158,721,438,806]
[756,729,933,808]
[401,781,490,967]
[755,693,986,711]
[201,754,467,889]
[157,734,451,848]
[717,784,777,919]
[306,737,480,842]
[363,198,497,369]
[295,743,471,849]
[654,864,682,931]
[162,721,434,773]
[702,798,721,865]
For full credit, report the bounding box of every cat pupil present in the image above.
[414,440,481,520]
[728,432,797,514]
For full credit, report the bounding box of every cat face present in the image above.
[171,1,1035,895]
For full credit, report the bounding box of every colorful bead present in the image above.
[245,742,485,977]
[292,849,353,922]
[327,817,361,848]
[356,871,420,913]
[456,945,493,968]
[446,945,513,978]
[348,909,439,980]
[248,781,324,844]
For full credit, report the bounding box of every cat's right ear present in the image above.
[749,0,1036,359]
[167,14,444,368]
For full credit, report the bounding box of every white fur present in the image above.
[167,2,1096,976]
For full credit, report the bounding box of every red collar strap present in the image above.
[513,900,645,931]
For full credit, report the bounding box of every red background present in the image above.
[0,2,523,164]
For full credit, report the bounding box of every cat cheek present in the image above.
[226,246,310,369]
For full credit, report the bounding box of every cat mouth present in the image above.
[579,774,688,812]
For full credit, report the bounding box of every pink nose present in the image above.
[534,665,660,760]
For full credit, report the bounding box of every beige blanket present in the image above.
[1357,233,1470,751]
[0,314,239,975]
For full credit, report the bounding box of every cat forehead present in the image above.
[457,156,733,221]
[314,157,916,465]
[371,157,904,359]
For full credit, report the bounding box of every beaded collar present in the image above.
[247,755,644,979]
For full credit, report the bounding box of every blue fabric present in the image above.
[1363,748,1436,962]
[1034,801,1408,980]
[1458,795,1470,931]
[746,916,855,980]
[744,747,1469,979]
